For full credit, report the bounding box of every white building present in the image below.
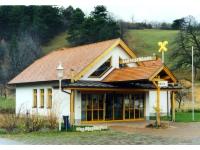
[9,38,179,124]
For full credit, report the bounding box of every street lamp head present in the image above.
[56,62,64,80]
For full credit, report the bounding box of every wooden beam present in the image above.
[172,91,176,121]
[103,93,106,121]
[156,86,161,126]
[70,90,75,125]
[64,87,151,92]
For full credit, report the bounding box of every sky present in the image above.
[1,0,200,23]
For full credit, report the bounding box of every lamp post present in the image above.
[56,62,64,131]
[56,62,64,91]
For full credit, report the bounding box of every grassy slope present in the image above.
[42,29,179,63]
[42,32,70,54]
[124,29,179,65]
[41,29,193,80]
[0,96,15,110]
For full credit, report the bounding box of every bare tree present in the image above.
[176,90,187,109]
[170,16,200,79]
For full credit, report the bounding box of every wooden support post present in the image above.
[156,86,161,126]
[103,93,106,121]
[172,91,176,122]
[153,76,161,127]
[70,90,75,125]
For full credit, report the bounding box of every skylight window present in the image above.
[89,57,112,78]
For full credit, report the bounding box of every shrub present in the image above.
[0,113,20,133]
[46,111,58,130]
[22,112,46,132]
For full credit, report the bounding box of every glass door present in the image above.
[105,94,113,120]
[114,94,123,120]
[134,94,144,119]
[81,93,104,121]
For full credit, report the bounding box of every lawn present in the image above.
[0,96,15,113]
[150,112,200,122]
[0,130,184,145]
[175,112,200,122]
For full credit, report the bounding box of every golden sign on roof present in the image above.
[120,55,157,64]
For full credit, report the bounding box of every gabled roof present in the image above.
[9,38,138,84]
[103,63,177,83]
[103,65,162,82]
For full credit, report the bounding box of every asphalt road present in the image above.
[0,138,22,145]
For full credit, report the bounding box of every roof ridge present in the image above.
[54,38,120,52]
[32,38,121,66]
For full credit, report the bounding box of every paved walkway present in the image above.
[107,121,200,139]
[0,138,22,145]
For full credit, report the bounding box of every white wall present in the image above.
[81,46,138,81]
[147,90,171,117]
[74,90,81,124]
[16,84,71,118]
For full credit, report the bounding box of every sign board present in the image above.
[158,81,168,87]
[120,55,157,64]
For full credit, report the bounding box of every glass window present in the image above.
[81,93,105,121]
[125,109,129,119]
[89,57,112,78]
[99,97,104,109]
[33,89,37,108]
[93,110,98,120]
[99,110,103,120]
[130,109,135,119]
[40,89,44,108]
[47,89,52,108]
[119,57,128,68]
[93,95,98,110]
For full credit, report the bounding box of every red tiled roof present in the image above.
[143,58,162,67]
[103,65,162,82]
[9,38,120,84]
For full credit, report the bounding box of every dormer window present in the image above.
[89,57,112,78]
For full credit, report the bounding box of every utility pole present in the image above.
[192,46,195,121]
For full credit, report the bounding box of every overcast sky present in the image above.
[1,0,200,23]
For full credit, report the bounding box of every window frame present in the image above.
[81,93,105,121]
[40,89,45,108]
[119,57,128,68]
[89,57,112,78]
[33,89,37,108]
[47,88,52,109]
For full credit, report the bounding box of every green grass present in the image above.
[150,112,200,122]
[0,130,180,144]
[0,97,15,112]
[175,112,200,122]
[42,32,70,54]
[124,29,179,66]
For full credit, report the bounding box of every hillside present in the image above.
[124,29,179,64]
[42,29,179,57]
[42,32,70,54]
[123,29,192,80]
[41,29,191,80]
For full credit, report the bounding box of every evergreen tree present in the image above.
[67,5,120,46]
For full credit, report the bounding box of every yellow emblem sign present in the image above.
[158,41,168,52]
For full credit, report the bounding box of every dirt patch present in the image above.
[109,122,200,140]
